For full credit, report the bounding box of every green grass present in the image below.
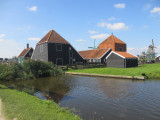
[0,85,81,120]
[68,63,160,79]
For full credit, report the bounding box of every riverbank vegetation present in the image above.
[68,63,160,79]
[0,84,81,120]
[0,60,63,81]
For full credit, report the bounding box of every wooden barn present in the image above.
[31,30,84,65]
[106,51,138,68]
[79,48,111,64]
[18,44,34,63]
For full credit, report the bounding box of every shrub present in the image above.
[0,60,63,81]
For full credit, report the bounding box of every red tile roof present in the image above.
[38,30,70,44]
[18,48,31,57]
[79,48,110,59]
[99,35,126,49]
[114,51,137,58]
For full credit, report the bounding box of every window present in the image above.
[119,47,123,51]
[56,44,62,51]
[69,47,72,50]
[40,44,43,52]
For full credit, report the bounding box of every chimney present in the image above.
[27,43,29,48]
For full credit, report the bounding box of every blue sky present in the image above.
[0,0,160,58]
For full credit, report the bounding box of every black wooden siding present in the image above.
[125,59,138,68]
[106,53,125,68]
[32,42,84,65]
[25,48,34,58]
[48,43,84,65]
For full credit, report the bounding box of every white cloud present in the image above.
[28,37,40,41]
[0,34,6,42]
[88,30,99,34]
[76,39,87,42]
[114,3,125,8]
[0,34,6,38]
[143,4,152,10]
[28,6,37,11]
[143,25,149,28]
[90,34,109,39]
[108,17,116,21]
[150,7,160,15]
[0,39,23,58]
[98,22,128,30]
[127,47,147,56]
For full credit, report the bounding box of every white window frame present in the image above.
[56,44,62,51]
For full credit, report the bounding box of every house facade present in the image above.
[106,51,138,68]
[156,56,160,63]
[79,34,138,68]
[31,30,84,65]
[18,44,34,63]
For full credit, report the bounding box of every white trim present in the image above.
[99,48,111,59]
[105,51,125,60]
[56,44,62,51]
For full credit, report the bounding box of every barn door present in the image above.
[56,58,63,65]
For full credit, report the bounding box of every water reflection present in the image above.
[1,75,160,120]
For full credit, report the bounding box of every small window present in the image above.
[119,47,123,51]
[69,47,72,50]
[40,44,43,52]
[56,44,62,51]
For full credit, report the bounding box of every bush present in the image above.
[0,60,63,81]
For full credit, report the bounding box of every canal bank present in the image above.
[0,84,81,120]
[66,72,145,80]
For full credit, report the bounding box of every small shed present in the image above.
[156,56,160,63]
[18,44,34,63]
[106,51,138,68]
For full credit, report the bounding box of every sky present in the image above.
[0,0,160,58]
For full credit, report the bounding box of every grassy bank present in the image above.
[0,85,81,120]
[68,63,160,79]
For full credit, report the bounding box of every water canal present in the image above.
[1,75,160,120]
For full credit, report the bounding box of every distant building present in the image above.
[79,48,111,64]
[18,44,34,63]
[79,35,138,68]
[0,58,3,63]
[156,56,160,63]
[31,30,84,65]
[106,51,138,68]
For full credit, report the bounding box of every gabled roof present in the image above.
[79,48,111,59]
[106,51,137,59]
[38,30,70,44]
[18,48,32,58]
[99,35,126,47]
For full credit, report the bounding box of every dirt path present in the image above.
[0,99,5,120]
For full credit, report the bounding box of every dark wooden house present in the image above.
[106,51,138,68]
[79,48,111,64]
[31,30,84,65]
[18,44,34,63]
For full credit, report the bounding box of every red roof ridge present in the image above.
[113,51,137,58]
[37,29,70,44]
[18,47,32,57]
